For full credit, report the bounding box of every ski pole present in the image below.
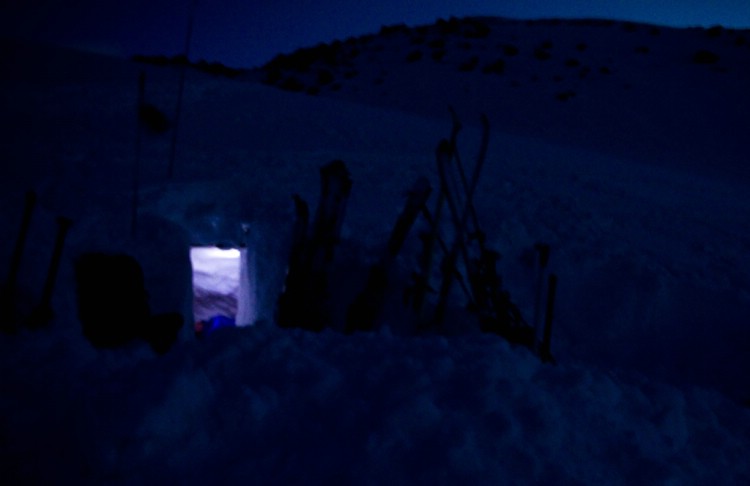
[2,190,37,332]
[539,273,557,363]
[168,0,197,178]
[6,190,36,296]
[28,216,73,327]
[133,71,145,237]
[532,243,551,335]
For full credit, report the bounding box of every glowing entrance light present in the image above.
[201,248,241,259]
[190,246,256,333]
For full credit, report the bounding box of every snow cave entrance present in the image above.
[190,246,256,337]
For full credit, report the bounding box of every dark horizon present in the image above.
[2,1,749,68]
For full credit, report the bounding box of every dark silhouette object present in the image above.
[167,0,196,180]
[532,243,551,334]
[344,45,360,60]
[569,19,615,27]
[380,23,410,36]
[27,216,73,328]
[692,50,720,64]
[262,67,283,86]
[408,113,475,324]
[347,177,431,333]
[459,56,479,72]
[1,190,36,333]
[502,44,520,56]
[76,253,148,347]
[556,90,576,101]
[280,76,306,92]
[75,253,182,353]
[133,71,145,238]
[135,68,170,136]
[539,40,554,50]
[432,115,490,326]
[419,112,548,357]
[138,103,171,134]
[193,59,244,77]
[476,247,533,349]
[317,69,335,85]
[309,161,352,276]
[264,43,341,74]
[465,19,491,39]
[131,54,172,66]
[149,313,184,354]
[277,161,352,331]
[706,25,724,38]
[436,17,461,36]
[482,59,506,75]
[406,50,423,62]
[428,38,446,49]
[277,195,310,330]
[534,48,552,61]
[539,274,558,363]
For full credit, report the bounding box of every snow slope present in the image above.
[1,16,749,483]
[254,18,750,182]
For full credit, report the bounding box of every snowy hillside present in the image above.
[1,16,750,484]
[254,17,750,180]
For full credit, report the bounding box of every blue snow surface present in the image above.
[1,18,749,483]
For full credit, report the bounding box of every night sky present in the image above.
[2,0,749,68]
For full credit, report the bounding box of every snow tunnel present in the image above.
[190,245,257,337]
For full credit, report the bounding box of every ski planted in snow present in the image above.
[538,273,557,363]
[277,160,352,332]
[432,114,490,327]
[346,176,432,333]
[406,117,458,328]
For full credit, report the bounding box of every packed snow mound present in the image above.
[2,324,749,484]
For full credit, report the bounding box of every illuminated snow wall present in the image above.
[190,246,257,326]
